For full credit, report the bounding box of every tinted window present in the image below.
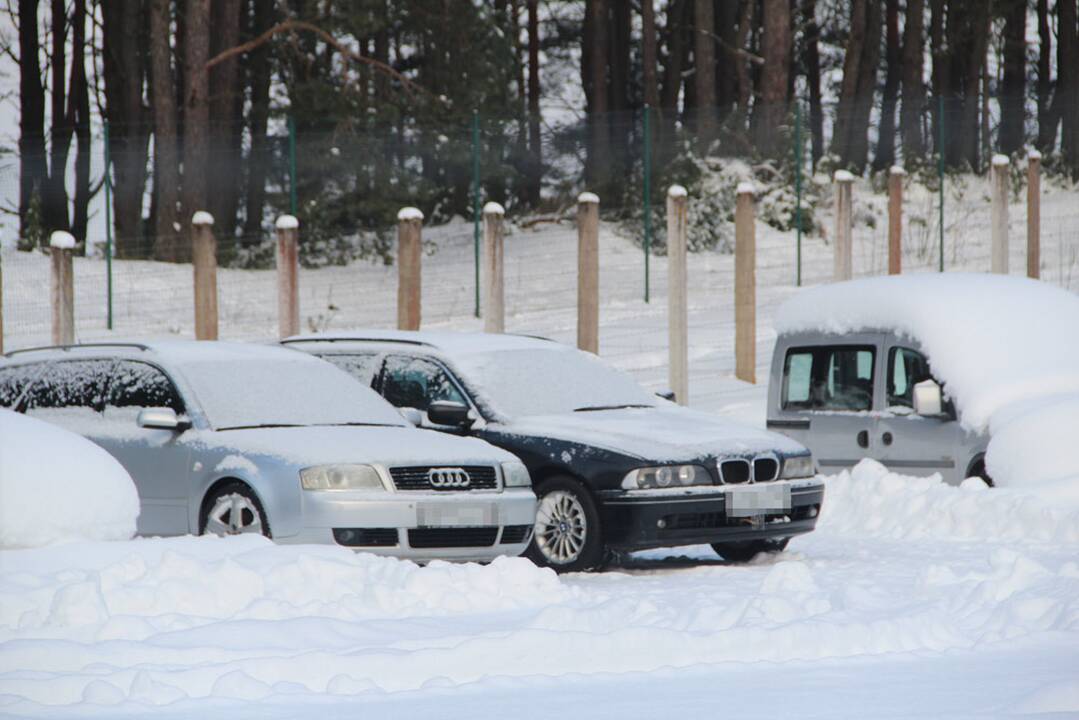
[381,356,466,412]
[887,347,932,409]
[0,364,44,409]
[24,359,115,412]
[319,353,381,388]
[107,361,184,413]
[782,346,876,411]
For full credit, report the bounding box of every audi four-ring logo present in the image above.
[427,468,471,488]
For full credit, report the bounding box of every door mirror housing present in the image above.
[136,407,189,431]
[656,389,677,402]
[426,401,474,429]
[912,380,943,416]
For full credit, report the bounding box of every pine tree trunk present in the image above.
[18,0,48,248]
[642,0,660,111]
[71,0,91,247]
[900,0,925,159]
[756,0,790,157]
[207,0,243,244]
[830,0,868,167]
[998,0,1026,155]
[716,0,738,116]
[694,0,718,148]
[181,0,210,224]
[848,0,882,171]
[45,0,72,234]
[1059,0,1079,176]
[243,0,273,241]
[802,0,824,166]
[1036,0,1055,152]
[930,0,945,157]
[527,0,542,204]
[149,0,182,261]
[660,0,687,114]
[585,0,610,186]
[874,0,901,171]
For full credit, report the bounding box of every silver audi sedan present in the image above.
[0,341,536,561]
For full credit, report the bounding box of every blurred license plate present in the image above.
[726,484,791,517]
[417,503,498,527]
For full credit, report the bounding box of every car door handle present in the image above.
[882,432,893,446]
[857,430,869,448]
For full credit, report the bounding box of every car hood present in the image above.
[496,406,807,462]
[195,425,518,468]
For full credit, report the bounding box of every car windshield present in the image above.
[456,347,657,419]
[177,356,408,430]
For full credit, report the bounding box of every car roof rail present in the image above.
[4,342,152,358]
[281,336,435,348]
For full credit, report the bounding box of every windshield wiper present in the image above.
[217,423,303,431]
[573,404,654,412]
[325,422,403,428]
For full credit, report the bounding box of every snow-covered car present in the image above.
[767,273,1079,488]
[0,341,536,561]
[283,331,824,571]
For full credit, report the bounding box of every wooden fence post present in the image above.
[49,231,76,345]
[0,252,4,355]
[667,185,688,404]
[991,154,1010,274]
[735,183,756,384]
[577,192,600,354]
[483,202,505,333]
[1027,150,1041,279]
[888,166,905,275]
[192,211,218,340]
[397,207,423,331]
[833,170,854,281]
[275,215,300,338]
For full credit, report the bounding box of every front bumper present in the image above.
[279,488,538,562]
[598,479,824,552]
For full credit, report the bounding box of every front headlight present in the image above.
[501,461,532,488]
[300,464,386,491]
[780,454,815,479]
[622,464,710,490]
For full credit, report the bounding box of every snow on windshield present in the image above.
[455,347,657,419]
[178,356,407,430]
[775,273,1079,488]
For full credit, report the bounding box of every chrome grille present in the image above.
[719,459,750,484]
[389,465,498,491]
[753,457,779,482]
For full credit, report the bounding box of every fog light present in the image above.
[807,506,819,518]
[657,518,667,529]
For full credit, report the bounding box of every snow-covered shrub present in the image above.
[0,410,140,548]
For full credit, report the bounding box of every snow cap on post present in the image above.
[735,181,756,196]
[577,191,599,204]
[397,207,424,222]
[483,202,505,216]
[992,154,1010,167]
[833,170,855,183]
[668,184,688,198]
[192,211,214,226]
[1028,149,1042,161]
[49,231,76,249]
[889,165,907,176]
[275,214,299,230]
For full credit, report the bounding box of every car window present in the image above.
[887,347,932,409]
[24,359,115,416]
[0,363,45,409]
[381,355,467,412]
[107,361,185,413]
[782,345,876,412]
[318,353,381,388]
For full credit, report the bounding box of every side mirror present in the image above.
[656,389,677,402]
[137,407,189,431]
[912,380,943,416]
[426,401,474,429]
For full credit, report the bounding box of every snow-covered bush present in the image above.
[0,410,140,548]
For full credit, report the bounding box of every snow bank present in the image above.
[0,410,139,548]
[819,459,1079,543]
[775,273,1079,487]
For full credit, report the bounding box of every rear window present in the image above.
[782,346,876,412]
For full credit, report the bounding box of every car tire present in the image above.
[525,476,604,573]
[199,482,272,538]
[711,537,789,563]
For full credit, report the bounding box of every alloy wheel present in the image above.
[534,490,588,565]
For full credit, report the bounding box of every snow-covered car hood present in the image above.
[496,406,807,462]
[193,425,518,468]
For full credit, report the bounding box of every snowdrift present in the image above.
[0,409,140,548]
[775,273,1079,488]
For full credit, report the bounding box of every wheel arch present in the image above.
[197,476,271,532]
[964,453,994,487]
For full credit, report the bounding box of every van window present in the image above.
[888,347,932,409]
[782,346,876,411]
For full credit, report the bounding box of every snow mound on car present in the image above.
[775,273,1079,488]
[819,459,1079,542]
[0,409,140,548]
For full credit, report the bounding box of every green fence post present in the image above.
[104,121,114,330]
[472,110,481,319]
[794,102,803,287]
[643,104,652,304]
[288,116,298,216]
[938,95,945,272]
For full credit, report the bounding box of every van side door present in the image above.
[876,342,964,484]
[768,335,884,474]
